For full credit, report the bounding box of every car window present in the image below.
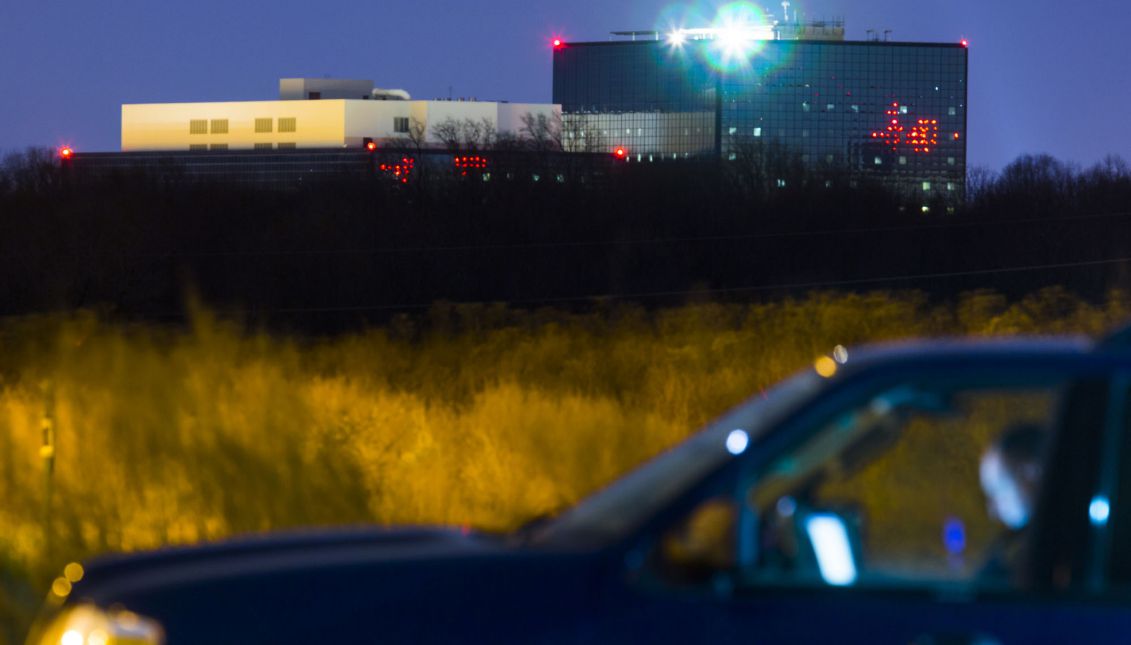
[536,371,821,547]
[651,366,1103,592]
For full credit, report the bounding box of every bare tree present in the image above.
[430,117,499,151]
[431,118,463,151]
[520,112,563,152]
[388,116,429,154]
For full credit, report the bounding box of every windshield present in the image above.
[533,371,822,547]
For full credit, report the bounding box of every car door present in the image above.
[614,356,1131,644]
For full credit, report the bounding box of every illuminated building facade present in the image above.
[121,78,559,152]
[553,30,968,202]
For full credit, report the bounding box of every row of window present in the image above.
[188,118,297,135]
[188,143,297,151]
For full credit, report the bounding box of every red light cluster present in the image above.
[59,146,74,160]
[870,103,940,154]
[453,155,488,169]
[366,141,378,151]
[908,119,939,154]
[378,156,415,183]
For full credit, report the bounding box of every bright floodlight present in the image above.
[667,30,687,46]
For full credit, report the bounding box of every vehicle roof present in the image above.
[834,335,1099,376]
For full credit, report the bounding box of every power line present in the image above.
[2,210,1131,260]
[186,253,1131,317]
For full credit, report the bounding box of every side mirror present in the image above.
[653,498,738,584]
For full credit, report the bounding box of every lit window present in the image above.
[802,129,809,138]
[850,105,859,113]
[393,117,409,133]
[948,157,956,166]
[826,103,835,111]
[947,182,956,191]
[899,106,909,114]
[278,118,297,133]
[776,178,786,188]
[802,102,810,112]
[874,156,882,165]
[189,120,208,135]
[210,119,228,134]
[728,127,737,135]
[728,152,737,161]
[254,118,273,133]
[922,181,932,191]
[899,156,907,165]
[948,107,957,116]
[753,127,762,137]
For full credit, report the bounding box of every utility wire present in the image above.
[2,210,1130,260]
[181,253,1131,317]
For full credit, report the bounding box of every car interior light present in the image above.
[806,513,857,586]
[1090,495,1111,526]
[726,429,749,455]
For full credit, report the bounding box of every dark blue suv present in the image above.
[29,333,1131,644]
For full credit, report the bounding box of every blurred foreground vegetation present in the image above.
[1,288,1129,641]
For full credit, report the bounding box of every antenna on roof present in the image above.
[781,1,790,22]
[883,29,892,41]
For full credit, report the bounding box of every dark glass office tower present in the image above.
[553,36,968,203]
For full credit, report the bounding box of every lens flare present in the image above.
[704,2,772,71]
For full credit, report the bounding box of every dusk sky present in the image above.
[2,0,1128,171]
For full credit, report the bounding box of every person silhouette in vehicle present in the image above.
[978,422,1047,581]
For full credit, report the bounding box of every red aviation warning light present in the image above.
[614,147,627,159]
[59,146,74,160]
[365,141,377,151]
[552,38,564,49]
[960,39,969,48]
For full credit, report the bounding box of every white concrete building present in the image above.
[121,79,561,152]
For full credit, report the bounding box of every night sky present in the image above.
[2,0,1127,171]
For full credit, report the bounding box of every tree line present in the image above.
[2,144,1131,331]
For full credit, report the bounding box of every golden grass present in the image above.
[0,288,1126,641]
